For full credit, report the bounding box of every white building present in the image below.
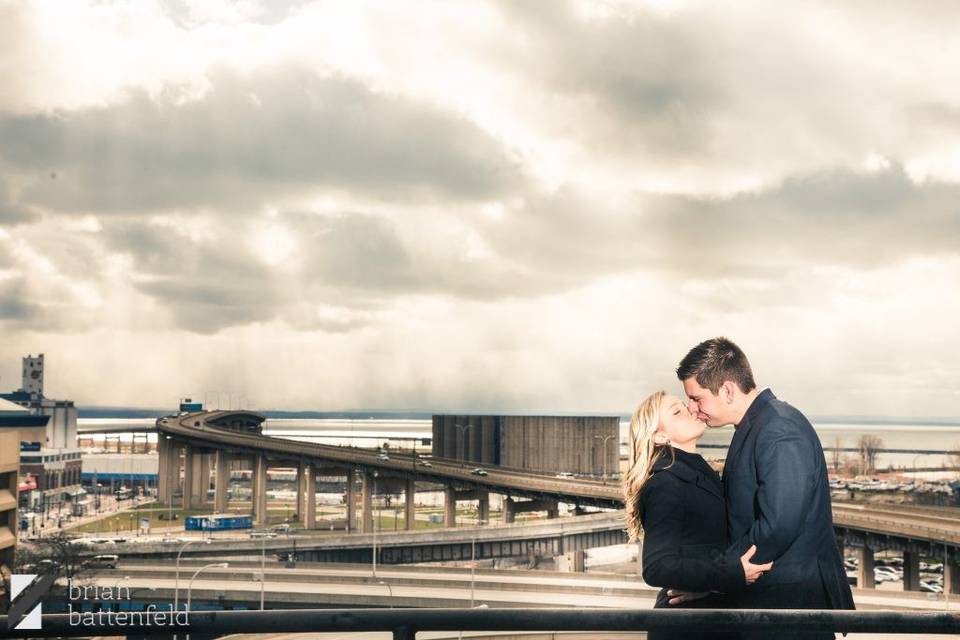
[1,354,83,511]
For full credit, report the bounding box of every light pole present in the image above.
[378,580,394,608]
[913,453,924,481]
[114,575,131,612]
[372,470,379,578]
[260,534,266,610]
[455,424,474,469]
[165,436,173,523]
[174,539,211,612]
[186,562,229,611]
[471,518,489,608]
[594,434,617,484]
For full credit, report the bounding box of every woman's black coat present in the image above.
[639,447,744,640]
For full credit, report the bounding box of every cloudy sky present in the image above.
[1,0,959,416]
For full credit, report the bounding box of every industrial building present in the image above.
[432,415,620,478]
[1,354,84,513]
[81,453,158,489]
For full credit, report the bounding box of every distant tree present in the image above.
[857,435,884,475]
[16,532,91,608]
[948,441,960,480]
[831,437,843,472]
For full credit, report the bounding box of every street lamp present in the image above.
[260,533,266,610]
[912,453,925,481]
[455,423,474,469]
[186,562,229,611]
[471,519,489,608]
[594,434,617,484]
[372,470,379,578]
[165,436,173,523]
[113,575,131,612]
[378,580,394,608]
[174,539,211,612]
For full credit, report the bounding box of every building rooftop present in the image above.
[0,397,28,414]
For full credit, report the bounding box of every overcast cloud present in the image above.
[1,0,959,417]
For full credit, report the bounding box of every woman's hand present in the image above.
[741,544,773,584]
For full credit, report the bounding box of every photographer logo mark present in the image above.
[8,572,57,630]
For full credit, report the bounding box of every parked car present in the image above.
[85,554,119,569]
[920,580,943,593]
[874,567,901,583]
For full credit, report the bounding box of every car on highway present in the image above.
[250,530,278,539]
[470,468,488,476]
[554,472,575,479]
[418,459,433,467]
[377,452,390,461]
[85,554,119,569]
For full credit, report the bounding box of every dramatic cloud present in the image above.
[1,0,959,416]
[0,68,522,215]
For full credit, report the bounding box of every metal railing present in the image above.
[3,608,960,638]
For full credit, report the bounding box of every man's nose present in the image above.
[686,399,698,414]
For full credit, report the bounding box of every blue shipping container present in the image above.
[184,514,253,531]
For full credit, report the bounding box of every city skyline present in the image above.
[2,1,960,416]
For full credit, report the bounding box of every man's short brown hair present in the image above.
[676,337,756,394]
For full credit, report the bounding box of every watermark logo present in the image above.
[8,572,57,630]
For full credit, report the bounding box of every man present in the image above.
[672,337,854,640]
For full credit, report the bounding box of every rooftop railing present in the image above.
[3,608,960,638]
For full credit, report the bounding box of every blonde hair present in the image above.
[622,390,674,543]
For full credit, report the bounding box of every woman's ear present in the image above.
[653,432,671,446]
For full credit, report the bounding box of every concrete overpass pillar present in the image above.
[214,450,230,512]
[903,551,921,591]
[361,471,375,534]
[296,461,305,521]
[503,496,515,524]
[444,485,456,527]
[302,465,316,529]
[404,479,416,531]
[477,491,490,524]
[855,546,875,589]
[157,436,170,505]
[252,455,268,526]
[197,454,210,504]
[182,446,194,510]
[946,561,960,595]
[346,469,357,532]
[546,501,559,519]
[557,549,586,572]
[170,442,181,505]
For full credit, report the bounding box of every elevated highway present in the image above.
[157,411,621,509]
[151,410,960,593]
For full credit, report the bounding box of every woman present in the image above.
[622,391,771,640]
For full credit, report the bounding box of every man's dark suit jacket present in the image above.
[722,388,855,635]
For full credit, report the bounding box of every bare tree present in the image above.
[948,441,960,480]
[857,435,884,475]
[831,437,843,472]
[18,532,93,607]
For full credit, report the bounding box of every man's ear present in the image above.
[722,380,737,404]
